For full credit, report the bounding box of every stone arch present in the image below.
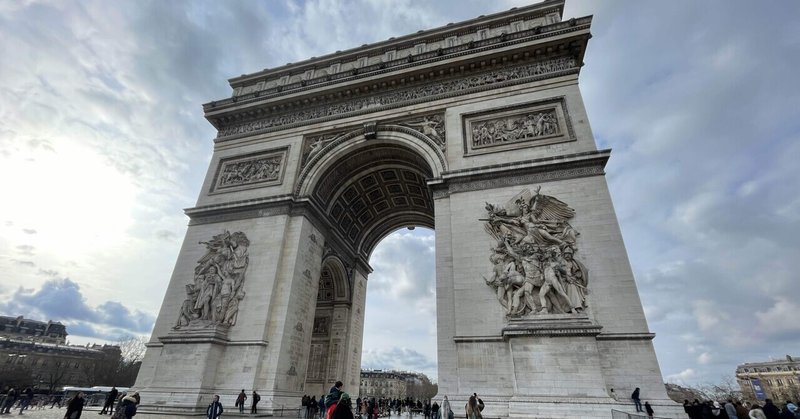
[298,127,442,256]
[295,126,446,198]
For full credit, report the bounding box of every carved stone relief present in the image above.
[174,230,251,329]
[217,56,578,138]
[463,98,573,155]
[397,114,446,150]
[211,148,287,193]
[482,187,588,317]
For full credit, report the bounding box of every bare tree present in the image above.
[113,335,146,386]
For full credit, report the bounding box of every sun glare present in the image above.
[1,142,136,259]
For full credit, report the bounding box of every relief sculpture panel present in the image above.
[174,230,250,329]
[482,187,588,317]
[463,98,574,156]
[211,148,287,193]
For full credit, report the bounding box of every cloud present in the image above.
[16,244,34,256]
[362,347,437,379]
[10,259,35,267]
[0,278,155,340]
[37,268,60,277]
[155,229,176,241]
[22,229,36,235]
[666,369,698,385]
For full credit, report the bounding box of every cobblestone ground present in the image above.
[0,405,101,419]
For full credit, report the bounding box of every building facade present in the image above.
[0,316,122,391]
[736,355,800,402]
[0,315,67,344]
[359,370,409,400]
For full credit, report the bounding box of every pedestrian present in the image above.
[236,390,247,414]
[431,401,439,419]
[725,400,739,419]
[644,402,654,419]
[764,400,781,419]
[251,391,260,414]
[631,388,642,413]
[63,392,85,419]
[319,395,326,419]
[19,387,34,414]
[325,381,344,419]
[2,388,17,414]
[464,395,482,419]
[441,396,452,419]
[779,403,796,419]
[750,404,768,419]
[735,402,750,419]
[116,393,138,419]
[100,387,119,415]
[332,394,354,419]
[207,395,223,419]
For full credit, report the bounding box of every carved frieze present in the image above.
[211,148,287,193]
[174,230,251,330]
[482,187,588,317]
[463,98,574,156]
[397,113,446,150]
[217,57,578,138]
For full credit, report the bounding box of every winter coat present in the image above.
[64,396,85,419]
[207,401,223,419]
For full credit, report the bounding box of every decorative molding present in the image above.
[216,56,579,139]
[209,147,288,194]
[214,12,588,108]
[596,332,656,341]
[462,97,575,156]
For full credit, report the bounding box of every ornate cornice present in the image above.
[214,55,581,141]
[429,149,610,198]
[211,14,588,108]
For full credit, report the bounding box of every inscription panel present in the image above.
[210,147,288,193]
[462,97,574,156]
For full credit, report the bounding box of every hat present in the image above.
[340,393,350,401]
[713,402,721,409]
[788,404,798,413]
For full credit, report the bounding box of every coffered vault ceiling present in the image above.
[312,143,434,256]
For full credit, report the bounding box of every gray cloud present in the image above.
[10,259,35,267]
[16,244,34,256]
[0,278,155,339]
[22,229,37,235]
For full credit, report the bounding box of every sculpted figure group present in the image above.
[472,110,559,148]
[175,231,251,329]
[482,187,588,317]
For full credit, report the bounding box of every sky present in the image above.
[1,0,798,387]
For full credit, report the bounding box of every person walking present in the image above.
[207,395,223,419]
[464,395,482,419]
[319,396,326,419]
[63,392,85,419]
[331,394,354,419]
[235,390,247,414]
[763,400,781,419]
[441,396,451,419]
[725,400,739,419]
[325,381,344,419]
[251,391,260,414]
[644,402,654,419]
[19,387,34,414]
[116,393,139,419]
[100,388,119,415]
[631,388,643,413]
[431,401,439,419]
[2,388,17,414]
[750,404,768,419]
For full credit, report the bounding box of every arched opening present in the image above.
[302,132,439,400]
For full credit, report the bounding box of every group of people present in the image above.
[233,390,261,414]
[683,398,800,419]
[63,390,140,419]
[0,387,35,414]
[308,381,483,419]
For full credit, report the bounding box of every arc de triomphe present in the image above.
[135,2,681,417]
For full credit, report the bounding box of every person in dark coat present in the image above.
[64,392,85,419]
[118,393,139,419]
[207,395,223,419]
[631,388,642,412]
[332,393,354,419]
[764,399,781,419]
[645,401,654,419]
[100,387,119,415]
[251,391,261,414]
[236,390,247,414]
